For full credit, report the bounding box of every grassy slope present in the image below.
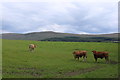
[2,39,119,78]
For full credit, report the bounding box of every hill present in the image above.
[1,31,119,42]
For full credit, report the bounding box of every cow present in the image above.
[29,44,37,52]
[72,51,87,61]
[92,50,109,63]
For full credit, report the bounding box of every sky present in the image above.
[0,0,119,34]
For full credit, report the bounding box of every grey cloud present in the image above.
[2,1,118,34]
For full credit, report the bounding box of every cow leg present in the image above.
[75,55,79,60]
[30,48,32,52]
[105,57,109,63]
[83,58,85,61]
[32,48,34,52]
[84,57,87,62]
[77,57,79,60]
[73,55,77,60]
[95,57,97,63]
[82,56,86,62]
[31,48,34,50]
[30,48,34,52]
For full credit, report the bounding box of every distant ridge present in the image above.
[1,31,119,42]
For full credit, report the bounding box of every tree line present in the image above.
[41,37,119,42]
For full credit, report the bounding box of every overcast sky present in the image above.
[1,0,118,34]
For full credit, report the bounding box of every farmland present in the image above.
[2,39,119,78]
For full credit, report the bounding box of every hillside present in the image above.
[1,31,119,42]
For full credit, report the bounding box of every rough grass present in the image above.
[2,39,119,78]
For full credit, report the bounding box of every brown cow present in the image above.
[29,44,37,52]
[92,50,109,63]
[73,51,87,61]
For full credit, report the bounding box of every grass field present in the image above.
[2,39,119,78]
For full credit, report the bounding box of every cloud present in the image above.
[0,30,13,34]
[34,24,69,32]
[1,0,118,34]
[1,0,119,3]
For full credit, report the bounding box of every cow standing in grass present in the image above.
[92,50,109,63]
[29,44,37,52]
[73,51,87,61]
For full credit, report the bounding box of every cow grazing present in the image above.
[73,51,87,61]
[92,50,109,63]
[29,44,37,52]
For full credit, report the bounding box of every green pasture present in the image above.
[2,39,119,78]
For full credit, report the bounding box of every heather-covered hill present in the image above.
[1,31,119,42]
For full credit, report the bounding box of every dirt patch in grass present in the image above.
[3,71,42,77]
[3,67,44,77]
[55,65,103,78]
[18,67,37,70]
[18,67,44,71]
[56,60,119,78]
